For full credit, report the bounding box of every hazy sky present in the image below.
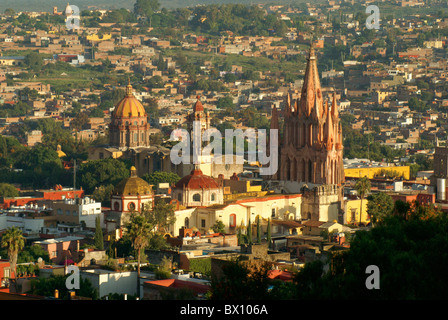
[0,0,274,12]
[0,0,134,12]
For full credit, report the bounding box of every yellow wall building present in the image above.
[345,199,369,225]
[344,165,410,180]
[86,34,112,42]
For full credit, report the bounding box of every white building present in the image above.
[50,197,103,229]
[0,204,53,235]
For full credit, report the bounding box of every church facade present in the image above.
[268,45,345,223]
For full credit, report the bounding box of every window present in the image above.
[65,210,70,216]
[201,219,206,228]
[128,202,136,211]
[185,217,189,228]
[73,210,77,216]
[193,193,201,202]
[134,133,138,141]
[211,193,216,201]
[178,193,182,201]
[57,209,62,215]
[229,214,236,228]
[271,208,276,218]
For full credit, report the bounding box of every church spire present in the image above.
[331,92,339,120]
[284,93,292,116]
[299,44,323,119]
[270,105,279,130]
[324,101,334,151]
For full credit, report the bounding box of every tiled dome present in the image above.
[174,168,220,190]
[112,82,146,118]
[113,166,152,196]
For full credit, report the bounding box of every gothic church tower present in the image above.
[270,45,345,222]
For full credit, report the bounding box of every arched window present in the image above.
[308,160,312,183]
[308,123,313,146]
[185,217,190,228]
[211,193,216,201]
[193,193,201,202]
[178,193,182,201]
[229,214,236,228]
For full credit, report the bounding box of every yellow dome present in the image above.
[113,167,153,196]
[56,144,66,158]
[112,82,146,118]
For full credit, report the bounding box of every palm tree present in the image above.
[1,226,25,290]
[124,211,152,297]
[355,176,371,225]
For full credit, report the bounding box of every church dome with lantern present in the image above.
[110,166,154,217]
[113,166,152,196]
[112,83,147,118]
[172,166,223,208]
[108,80,151,149]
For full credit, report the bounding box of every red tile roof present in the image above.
[174,168,219,190]
[145,279,209,295]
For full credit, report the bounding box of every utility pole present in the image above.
[73,159,77,201]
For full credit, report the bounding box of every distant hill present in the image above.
[0,0,298,13]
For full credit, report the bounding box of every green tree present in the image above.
[212,220,226,234]
[237,225,245,245]
[18,244,50,264]
[209,259,272,300]
[94,216,104,250]
[71,112,89,131]
[142,171,181,187]
[354,176,371,225]
[134,0,160,18]
[4,8,15,16]
[78,158,130,194]
[24,52,43,72]
[217,96,235,111]
[1,227,25,289]
[29,275,98,300]
[246,218,252,244]
[0,183,19,198]
[256,216,261,244]
[124,210,152,297]
[367,191,395,225]
[91,184,114,207]
[147,200,176,234]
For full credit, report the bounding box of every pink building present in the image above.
[33,236,85,265]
